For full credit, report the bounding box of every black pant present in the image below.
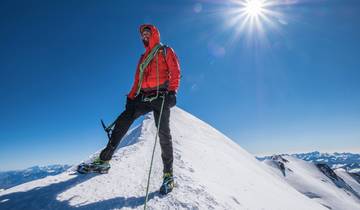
[99,93,176,174]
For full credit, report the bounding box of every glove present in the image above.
[167,91,176,96]
[166,91,177,108]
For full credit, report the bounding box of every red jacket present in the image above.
[128,24,181,99]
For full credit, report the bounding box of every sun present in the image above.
[218,0,285,46]
[244,0,264,17]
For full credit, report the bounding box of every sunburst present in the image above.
[222,0,284,46]
[244,0,265,17]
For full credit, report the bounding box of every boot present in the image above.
[159,172,174,195]
[77,157,111,174]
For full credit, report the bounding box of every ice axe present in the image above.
[101,119,116,140]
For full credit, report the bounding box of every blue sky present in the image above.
[1,0,360,170]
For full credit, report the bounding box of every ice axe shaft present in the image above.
[101,119,115,140]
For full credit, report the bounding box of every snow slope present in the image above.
[0,107,325,210]
[335,169,360,197]
[261,155,360,210]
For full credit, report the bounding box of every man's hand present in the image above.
[167,91,176,96]
[166,91,177,108]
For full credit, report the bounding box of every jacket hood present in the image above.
[140,24,160,50]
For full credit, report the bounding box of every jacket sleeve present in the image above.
[166,47,181,92]
[127,57,142,99]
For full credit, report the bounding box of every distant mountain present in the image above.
[257,151,360,173]
[260,155,360,210]
[0,164,71,190]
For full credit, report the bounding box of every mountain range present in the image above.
[0,164,71,190]
[257,151,360,174]
[0,107,359,209]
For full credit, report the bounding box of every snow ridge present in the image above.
[0,107,326,210]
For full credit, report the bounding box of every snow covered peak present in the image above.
[259,151,360,173]
[0,107,326,210]
[261,155,360,210]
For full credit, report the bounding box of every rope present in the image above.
[143,53,160,103]
[142,43,166,209]
[136,44,162,97]
[143,94,166,210]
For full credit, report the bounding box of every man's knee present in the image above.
[159,128,171,141]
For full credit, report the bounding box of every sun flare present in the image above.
[220,0,285,46]
[244,0,264,17]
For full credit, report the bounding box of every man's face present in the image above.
[141,30,151,46]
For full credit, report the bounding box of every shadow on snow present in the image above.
[0,173,159,210]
